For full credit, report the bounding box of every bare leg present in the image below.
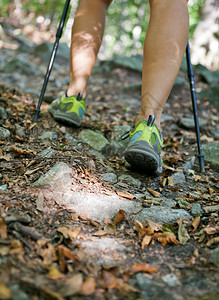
[67,0,112,97]
[137,0,189,128]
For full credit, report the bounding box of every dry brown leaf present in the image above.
[93,230,108,237]
[87,218,101,228]
[0,284,11,299]
[204,227,219,235]
[146,188,160,198]
[153,232,180,246]
[0,149,10,161]
[41,243,57,266]
[191,217,200,232]
[206,236,219,247]
[145,220,162,232]
[57,227,80,240]
[11,145,34,156]
[104,223,116,234]
[141,235,152,248]
[0,218,7,239]
[117,281,138,295]
[101,271,118,289]
[168,176,174,187]
[59,274,83,297]
[130,263,158,274]
[135,221,154,238]
[40,286,64,300]
[113,209,126,226]
[48,264,62,279]
[116,191,135,200]
[58,245,79,262]
[79,277,96,296]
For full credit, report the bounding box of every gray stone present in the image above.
[172,172,186,185]
[0,106,7,120]
[161,114,174,122]
[0,126,10,139]
[183,157,196,174]
[202,142,219,172]
[33,162,72,189]
[100,173,117,183]
[210,247,219,268]
[39,148,56,158]
[133,206,191,224]
[162,274,178,287]
[118,174,141,188]
[102,140,122,157]
[190,203,202,217]
[210,127,219,139]
[198,85,219,110]
[3,54,41,76]
[33,42,69,64]
[15,123,25,138]
[113,54,143,72]
[195,64,219,84]
[64,133,78,144]
[179,116,207,130]
[78,129,109,151]
[39,131,58,140]
[56,191,142,222]
[0,184,8,192]
[10,284,30,300]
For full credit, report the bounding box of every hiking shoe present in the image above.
[124,115,163,175]
[48,92,86,127]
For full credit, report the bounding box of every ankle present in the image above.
[136,111,161,129]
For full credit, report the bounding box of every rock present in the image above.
[78,129,109,151]
[161,114,174,122]
[162,274,178,287]
[39,148,56,158]
[117,174,141,188]
[0,126,10,139]
[113,54,143,72]
[172,172,186,185]
[210,127,219,139]
[0,106,7,120]
[102,141,122,157]
[133,207,191,224]
[174,76,186,86]
[183,157,196,174]
[39,131,58,140]
[64,133,78,144]
[15,123,25,138]
[33,162,72,189]
[56,191,142,222]
[210,247,219,268]
[202,143,219,172]
[111,124,131,148]
[190,203,202,217]
[0,184,8,192]
[100,173,117,183]
[198,86,219,110]
[33,42,69,64]
[3,54,41,76]
[179,115,207,130]
[10,284,30,300]
[194,64,219,84]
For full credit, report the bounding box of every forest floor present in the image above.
[0,22,219,300]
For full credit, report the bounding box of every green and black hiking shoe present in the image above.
[124,115,163,175]
[48,92,86,127]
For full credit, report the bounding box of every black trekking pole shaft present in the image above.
[186,41,205,173]
[33,0,71,123]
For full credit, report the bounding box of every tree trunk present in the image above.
[190,0,219,70]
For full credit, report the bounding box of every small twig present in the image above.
[4,214,31,225]
[9,222,43,241]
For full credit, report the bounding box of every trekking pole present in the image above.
[33,0,71,123]
[186,41,205,173]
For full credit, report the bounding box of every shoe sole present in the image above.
[49,107,82,127]
[124,140,162,175]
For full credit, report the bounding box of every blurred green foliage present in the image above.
[1,0,205,55]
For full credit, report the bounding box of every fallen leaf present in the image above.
[59,274,83,297]
[153,232,180,246]
[168,176,174,187]
[79,277,96,296]
[101,271,118,289]
[204,227,219,235]
[112,209,126,226]
[104,223,116,234]
[0,218,7,239]
[206,236,219,247]
[58,245,79,262]
[41,243,57,266]
[146,188,160,197]
[145,220,162,232]
[93,230,108,237]
[191,217,200,232]
[141,235,152,248]
[135,221,154,238]
[130,263,158,274]
[40,286,64,300]
[178,223,190,245]
[117,281,138,294]
[48,264,62,279]
[11,145,34,156]
[57,227,80,240]
[0,284,11,299]
[116,191,135,200]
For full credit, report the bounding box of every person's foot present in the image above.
[124,115,163,175]
[48,93,86,127]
